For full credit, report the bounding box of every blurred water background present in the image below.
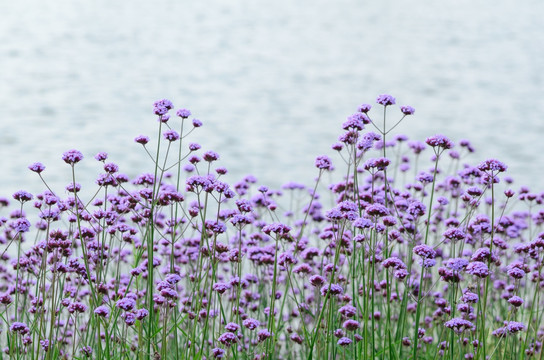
[0,0,543,199]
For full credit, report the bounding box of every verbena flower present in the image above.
[94,305,110,318]
[466,261,489,278]
[444,318,475,334]
[376,94,396,106]
[176,108,191,118]
[425,135,453,150]
[507,295,523,307]
[116,297,136,311]
[12,190,33,203]
[28,162,46,173]
[163,129,180,142]
[337,337,352,346]
[243,318,260,330]
[134,135,150,145]
[400,105,415,115]
[62,149,84,164]
[315,155,333,171]
[477,159,507,173]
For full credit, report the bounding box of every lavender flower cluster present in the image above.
[0,96,542,360]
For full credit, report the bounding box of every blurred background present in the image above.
[1,0,543,198]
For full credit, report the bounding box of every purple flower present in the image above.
[154,99,173,110]
[94,305,110,318]
[366,204,389,217]
[103,162,119,174]
[342,113,369,131]
[153,99,173,115]
[337,337,352,346]
[243,318,260,330]
[413,244,436,259]
[416,172,434,184]
[163,129,180,142]
[160,287,179,299]
[124,312,136,326]
[165,273,182,284]
[506,321,525,333]
[212,348,225,358]
[290,333,304,344]
[213,282,231,294]
[135,308,149,320]
[443,228,466,242]
[364,157,390,172]
[320,284,343,297]
[444,318,475,334]
[315,155,333,171]
[407,200,426,217]
[358,103,372,113]
[507,295,523,307]
[116,297,136,311]
[225,322,240,333]
[12,190,33,203]
[62,149,84,164]
[188,142,201,151]
[394,269,409,280]
[445,258,469,272]
[466,261,489,278]
[507,267,525,279]
[309,275,325,287]
[94,152,108,161]
[10,322,30,335]
[338,304,357,318]
[192,118,202,127]
[80,346,93,357]
[176,108,191,118]
[400,105,415,115]
[68,301,88,313]
[218,332,237,347]
[203,151,219,162]
[262,223,292,238]
[28,162,45,173]
[376,94,396,106]
[14,218,31,233]
[257,329,272,342]
[343,319,360,331]
[425,135,453,150]
[353,217,373,229]
[478,159,507,173]
[135,135,150,145]
[461,291,479,303]
[382,257,407,270]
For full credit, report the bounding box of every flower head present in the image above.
[478,159,507,173]
[400,105,415,115]
[62,149,84,165]
[358,103,372,113]
[135,135,150,145]
[315,155,333,171]
[376,94,396,106]
[425,135,453,150]
[28,162,46,173]
[163,130,180,142]
[13,190,33,203]
[176,108,191,118]
[444,318,475,334]
[466,261,489,278]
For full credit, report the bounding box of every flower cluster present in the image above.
[0,97,540,360]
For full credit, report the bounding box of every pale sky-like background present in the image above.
[1,0,543,198]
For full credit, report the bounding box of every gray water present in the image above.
[1,0,543,199]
